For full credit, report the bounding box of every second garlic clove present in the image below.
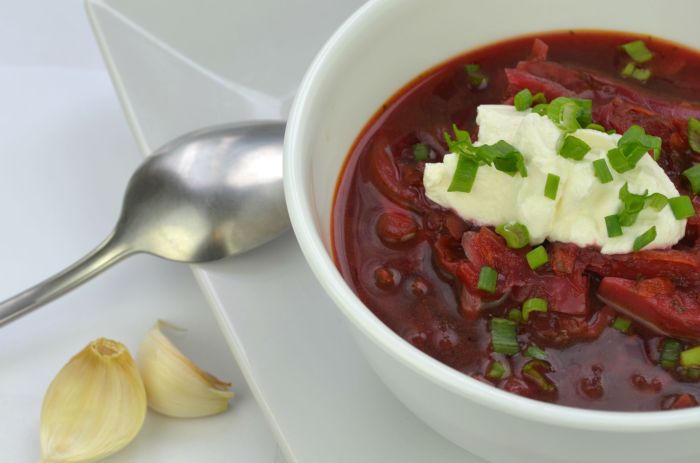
[138,320,234,418]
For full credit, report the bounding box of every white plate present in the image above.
[87,1,485,461]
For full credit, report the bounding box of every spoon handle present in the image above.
[0,233,131,327]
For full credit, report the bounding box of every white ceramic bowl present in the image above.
[284,1,700,461]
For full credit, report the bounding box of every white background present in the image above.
[0,1,282,461]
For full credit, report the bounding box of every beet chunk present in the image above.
[598,277,700,340]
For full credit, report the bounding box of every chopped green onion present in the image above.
[558,135,591,160]
[522,360,556,392]
[490,318,519,355]
[606,129,617,135]
[443,124,474,157]
[522,297,548,321]
[560,102,583,132]
[477,266,498,294]
[532,92,547,105]
[605,215,623,238]
[689,118,700,154]
[476,141,528,177]
[464,63,488,89]
[543,173,560,200]
[632,226,657,252]
[525,345,547,360]
[526,246,549,270]
[612,317,632,333]
[632,67,651,82]
[587,123,606,132]
[660,339,682,370]
[618,125,662,164]
[547,97,592,131]
[646,193,668,212]
[412,143,430,161]
[622,40,654,64]
[680,346,700,367]
[682,163,700,193]
[592,159,613,183]
[495,222,530,249]
[514,89,533,111]
[608,125,662,171]
[486,360,508,380]
[532,103,548,116]
[686,367,700,380]
[447,156,478,193]
[508,308,523,323]
[669,196,695,220]
[618,183,648,227]
[621,62,636,77]
[607,148,632,173]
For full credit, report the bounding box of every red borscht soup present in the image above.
[332,31,700,411]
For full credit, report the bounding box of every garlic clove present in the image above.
[138,320,234,418]
[40,338,146,463]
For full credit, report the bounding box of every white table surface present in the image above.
[0,1,282,461]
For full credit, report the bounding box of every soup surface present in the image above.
[332,31,700,411]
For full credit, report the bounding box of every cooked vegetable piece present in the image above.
[522,298,548,320]
[526,246,549,270]
[412,143,430,161]
[490,318,519,355]
[621,40,654,64]
[478,266,498,293]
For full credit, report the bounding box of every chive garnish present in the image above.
[621,62,636,77]
[464,63,488,90]
[522,360,556,392]
[532,92,547,105]
[612,317,632,333]
[514,88,533,111]
[646,193,668,212]
[486,360,508,380]
[682,164,700,193]
[669,196,695,220]
[660,339,682,370]
[477,266,498,294]
[490,318,519,355]
[607,148,632,173]
[618,183,648,227]
[586,123,606,132]
[522,298,548,321]
[632,226,657,252]
[607,125,662,171]
[543,173,560,200]
[592,159,613,183]
[622,40,654,64]
[546,97,592,131]
[681,346,700,367]
[605,215,623,238]
[526,246,549,270]
[558,135,591,160]
[412,143,430,161]
[631,67,651,82]
[689,118,700,154]
[532,103,548,116]
[447,156,478,193]
[495,222,530,249]
[508,308,523,323]
[525,345,547,360]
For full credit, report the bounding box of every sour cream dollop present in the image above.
[423,105,685,254]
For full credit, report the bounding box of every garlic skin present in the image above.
[138,321,234,418]
[40,338,147,463]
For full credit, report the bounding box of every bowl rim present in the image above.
[283,0,700,433]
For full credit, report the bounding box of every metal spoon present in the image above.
[0,120,288,326]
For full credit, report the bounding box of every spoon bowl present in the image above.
[0,120,288,326]
[118,121,288,262]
